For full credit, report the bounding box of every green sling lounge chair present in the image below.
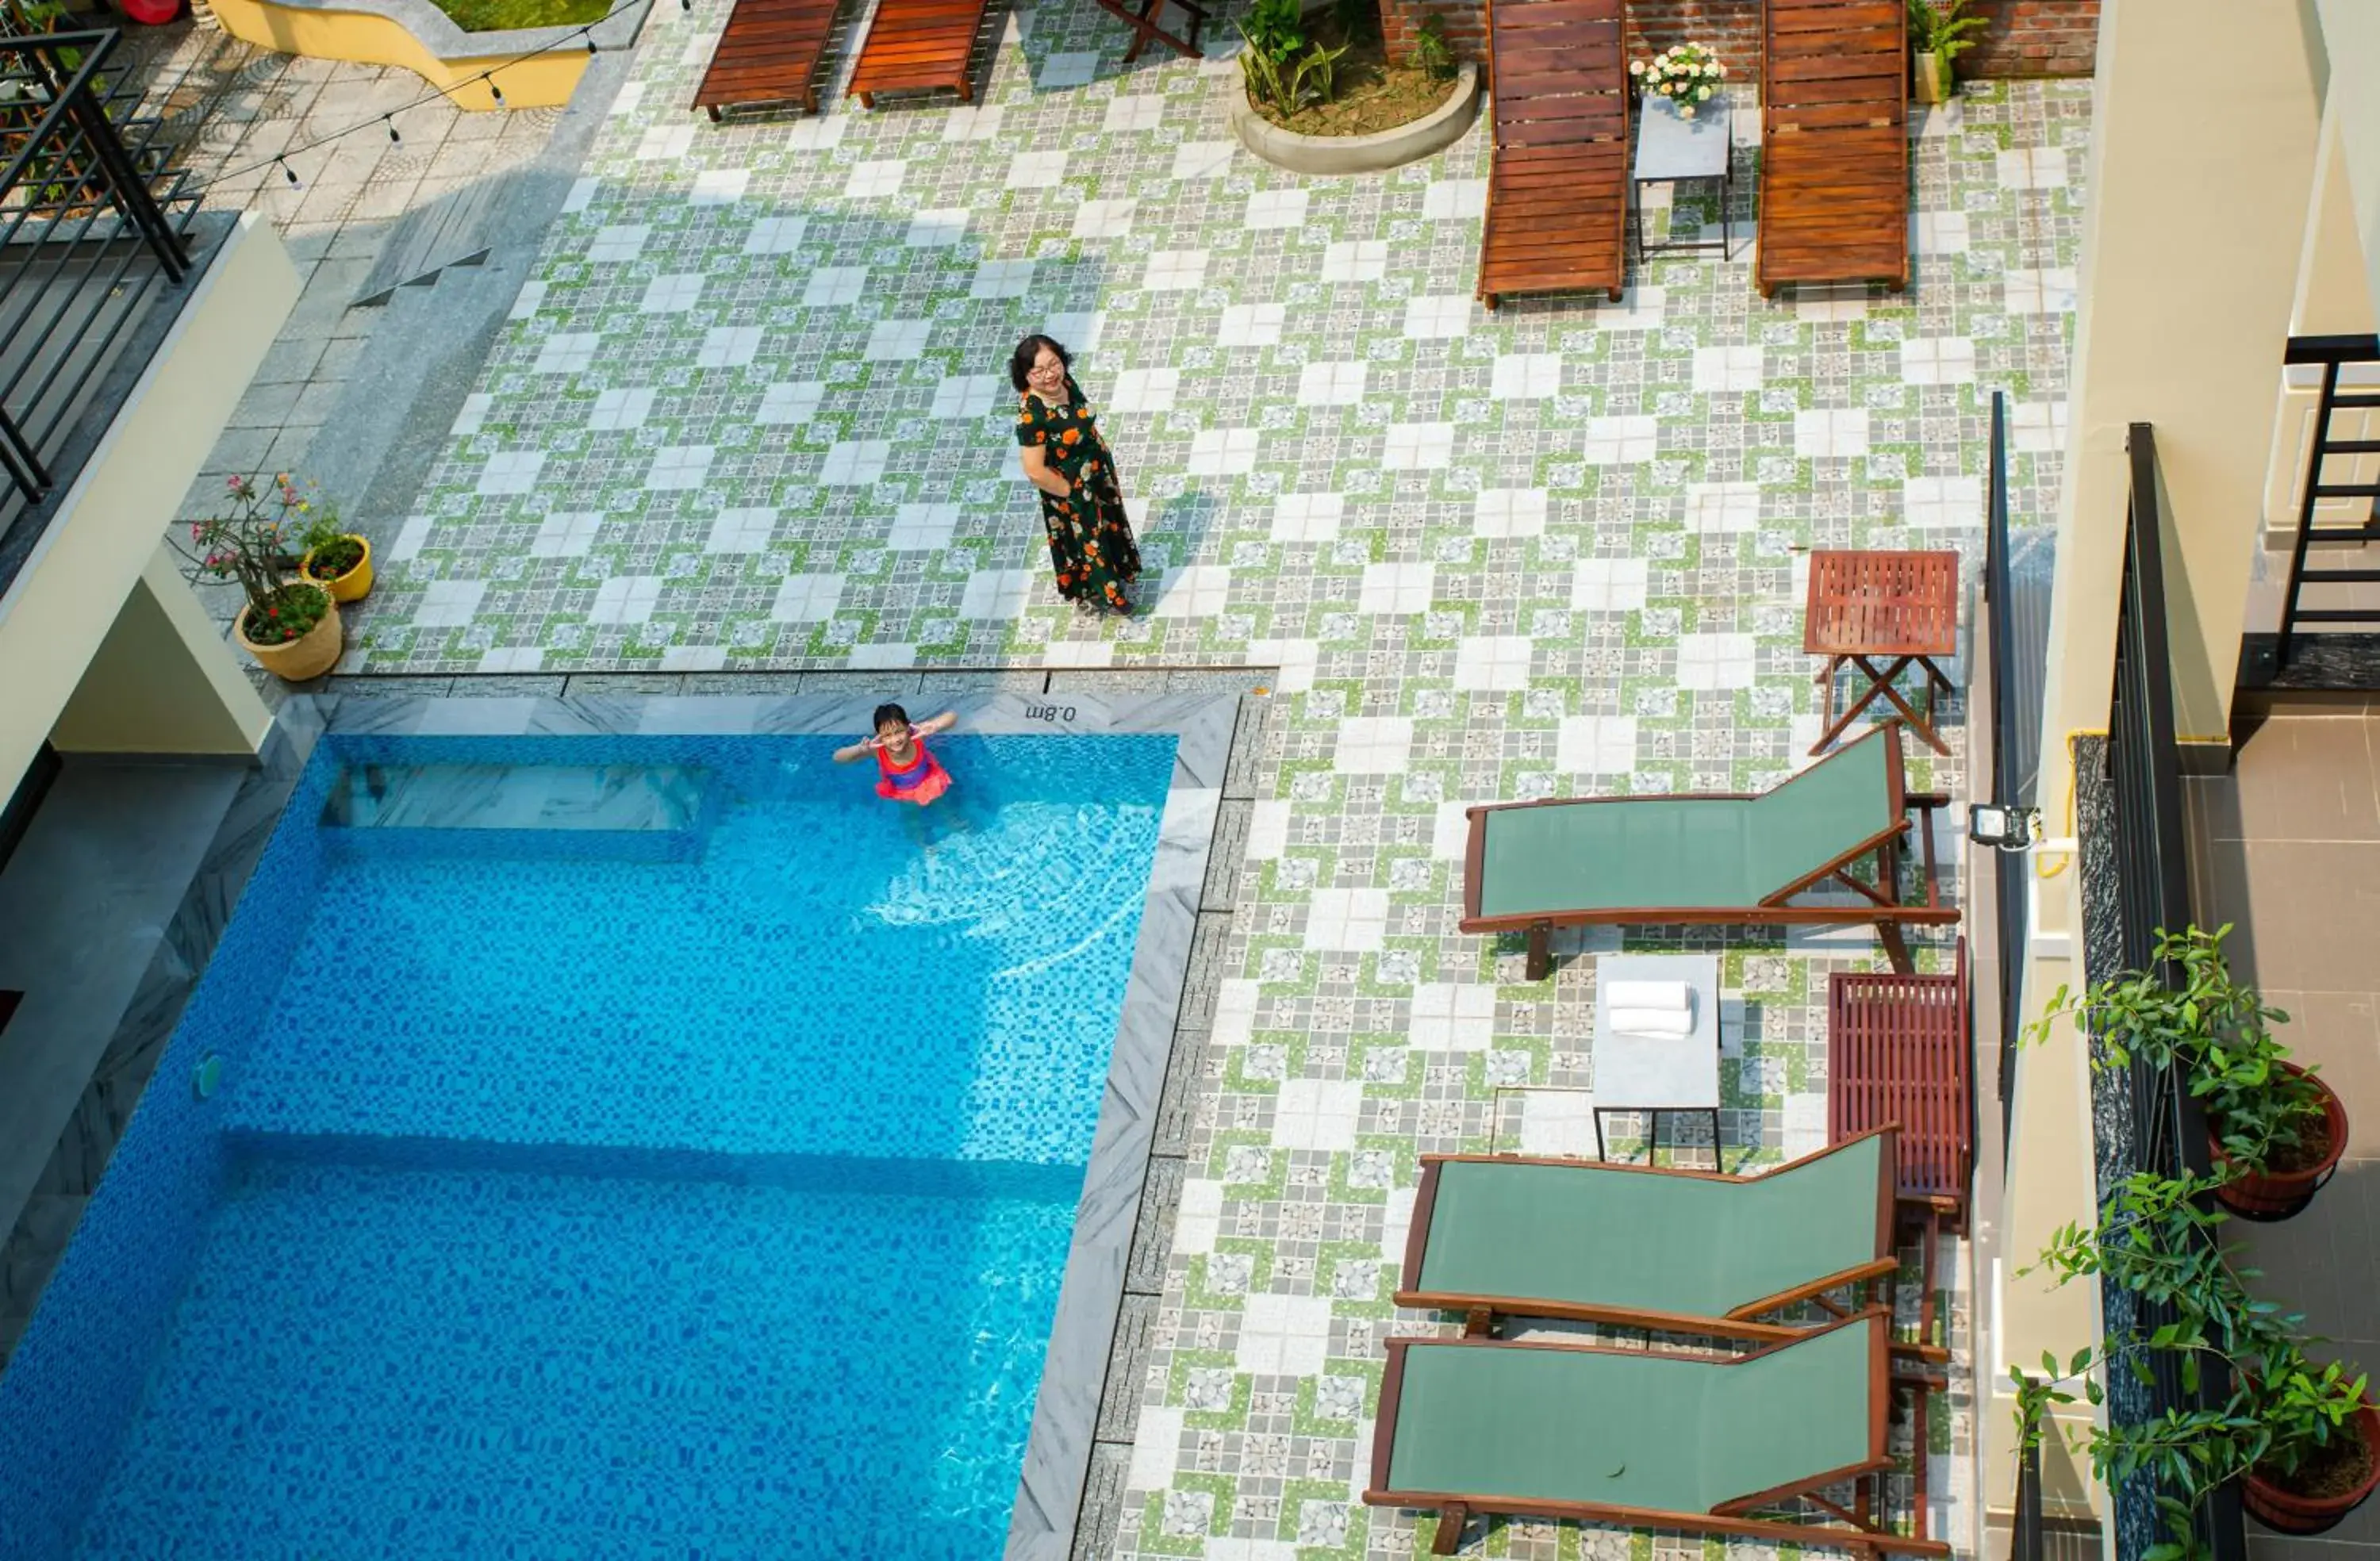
[1458,723,1956,980]
[1366,1311,1949,1557]
[1397,1127,1899,1343]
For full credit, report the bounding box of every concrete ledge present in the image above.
[208,0,651,110]
[1227,60,1480,176]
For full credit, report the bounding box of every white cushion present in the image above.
[1605,980,1692,1012]
[1610,1007,1695,1039]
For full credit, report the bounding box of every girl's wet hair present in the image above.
[872,703,912,734]
[1009,334,1072,393]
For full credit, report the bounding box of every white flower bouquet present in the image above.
[1630,42,1727,118]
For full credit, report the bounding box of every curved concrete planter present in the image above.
[209,0,651,109]
[1229,60,1480,176]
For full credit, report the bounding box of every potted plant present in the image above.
[2021,1168,2380,1542]
[1630,42,1726,121]
[1906,0,1984,105]
[296,497,372,604]
[2036,926,2346,1220]
[171,473,344,682]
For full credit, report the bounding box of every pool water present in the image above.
[2,732,1176,1560]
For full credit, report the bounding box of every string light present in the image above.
[192,0,647,194]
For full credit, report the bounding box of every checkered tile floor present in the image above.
[340,4,2089,1551]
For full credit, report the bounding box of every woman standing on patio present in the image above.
[1012,334,1141,616]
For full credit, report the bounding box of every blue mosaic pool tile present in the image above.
[70,1160,1078,1559]
[3,729,1177,1558]
[222,733,1173,1165]
[0,754,336,1558]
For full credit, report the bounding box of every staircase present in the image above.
[2240,333,2380,689]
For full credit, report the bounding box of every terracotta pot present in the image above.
[301,535,373,603]
[2247,1405,2380,1535]
[234,584,342,681]
[1913,51,1952,105]
[2212,1061,2348,1220]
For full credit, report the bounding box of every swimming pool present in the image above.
[0,728,1178,1559]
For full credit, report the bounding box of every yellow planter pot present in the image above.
[1913,52,1953,105]
[302,535,374,603]
[236,584,344,681]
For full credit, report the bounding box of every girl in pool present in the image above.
[834,704,958,805]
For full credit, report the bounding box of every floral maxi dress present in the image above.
[1016,375,1142,610]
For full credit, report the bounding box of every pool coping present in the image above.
[303,683,1253,1561]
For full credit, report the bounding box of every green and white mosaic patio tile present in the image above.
[351,2,2087,1551]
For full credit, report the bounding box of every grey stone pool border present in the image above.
[303,677,1265,1561]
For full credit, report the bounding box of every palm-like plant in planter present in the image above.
[2034,926,2345,1219]
[2017,1168,2378,1547]
[1905,0,1985,105]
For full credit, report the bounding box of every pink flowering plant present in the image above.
[171,472,332,646]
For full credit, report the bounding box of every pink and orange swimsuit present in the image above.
[873,736,952,805]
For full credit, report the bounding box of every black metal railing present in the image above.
[2271,334,2380,669]
[1985,389,2027,1145]
[2012,1401,2047,1561]
[1,27,194,519]
[2102,424,2248,1561]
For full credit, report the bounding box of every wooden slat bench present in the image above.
[1828,937,1967,1363]
[1756,0,1910,296]
[691,0,846,120]
[846,0,993,107]
[1476,0,1629,309]
[1827,937,1971,1230]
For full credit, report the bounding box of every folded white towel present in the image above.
[1610,1007,1695,1039]
[1606,980,1693,1013]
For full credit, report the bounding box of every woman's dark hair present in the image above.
[1008,334,1072,393]
[872,703,912,734]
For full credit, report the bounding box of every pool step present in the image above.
[222,1129,1088,1205]
[320,762,713,863]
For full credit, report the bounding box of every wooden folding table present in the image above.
[1803,548,1960,756]
[1096,0,1206,60]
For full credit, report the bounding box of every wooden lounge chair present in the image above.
[1476,0,1629,309]
[1398,1127,1901,1344]
[1367,1312,1949,1558]
[1459,723,1956,980]
[846,0,992,107]
[1755,0,1910,297]
[692,0,846,120]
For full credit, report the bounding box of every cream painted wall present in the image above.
[1997,0,2325,1524]
[2035,0,2322,814]
[1988,991,2109,1520]
[0,213,301,794]
[49,546,273,757]
[2314,0,2380,322]
[2260,105,2377,550]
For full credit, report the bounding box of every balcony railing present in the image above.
[1983,390,2026,1145]
[1,27,195,527]
[2098,424,2247,1561]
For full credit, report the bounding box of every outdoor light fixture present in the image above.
[1967,803,2037,851]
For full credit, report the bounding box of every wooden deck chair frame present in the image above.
[1476,0,1630,308]
[1396,1126,1902,1344]
[1367,1310,1950,1557]
[691,0,847,120]
[1753,0,1912,296]
[1459,723,1956,980]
